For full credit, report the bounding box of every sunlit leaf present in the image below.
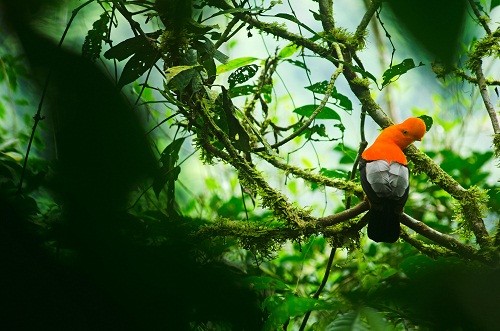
[216,57,258,74]
[278,42,301,59]
[264,294,336,331]
[165,65,202,84]
[293,104,341,120]
[320,168,349,179]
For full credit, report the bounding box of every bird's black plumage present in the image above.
[359,159,409,243]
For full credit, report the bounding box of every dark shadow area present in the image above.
[0,1,262,329]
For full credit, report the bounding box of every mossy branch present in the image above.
[353,0,382,50]
[257,152,363,196]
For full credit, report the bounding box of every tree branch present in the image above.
[400,213,492,264]
[475,62,500,134]
[317,0,335,33]
[257,152,363,196]
[467,0,492,34]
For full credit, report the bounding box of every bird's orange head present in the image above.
[382,117,427,149]
[362,117,427,164]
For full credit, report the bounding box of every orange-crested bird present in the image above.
[359,117,427,243]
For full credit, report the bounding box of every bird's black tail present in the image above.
[363,207,401,243]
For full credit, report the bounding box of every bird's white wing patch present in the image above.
[366,160,409,198]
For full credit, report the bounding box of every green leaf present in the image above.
[303,124,328,139]
[244,276,290,291]
[214,87,251,152]
[418,115,433,131]
[82,12,109,62]
[293,104,341,120]
[350,64,378,83]
[285,59,310,73]
[305,81,353,111]
[320,168,349,179]
[104,32,160,61]
[165,65,201,84]
[153,137,186,199]
[228,64,259,88]
[326,311,369,331]
[382,58,424,88]
[274,13,317,35]
[229,84,255,98]
[360,307,393,331]
[278,42,301,59]
[264,295,336,331]
[334,144,357,164]
[117,51,160,88]
[216,57,258,74]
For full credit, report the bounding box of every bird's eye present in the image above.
[402,130,408,135]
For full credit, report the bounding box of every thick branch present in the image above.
[318,201,369,226]
[401,213,491,264]
[400,230,457,259]
[318,0,335,33]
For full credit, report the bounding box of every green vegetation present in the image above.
[1,0,499,329]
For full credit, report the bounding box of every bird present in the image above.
[359,117,427,243]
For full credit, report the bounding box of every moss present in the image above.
[493,134,500,158]
[452,186,489,240]
[466,28,500,71]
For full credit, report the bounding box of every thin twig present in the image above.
[17,0,95,193]
[467,0,492,34]
[298,247,337,331]
[252,43,344,152]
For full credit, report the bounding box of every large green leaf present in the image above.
[293,104,341,120]
[216,57,258,74]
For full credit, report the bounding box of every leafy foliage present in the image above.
[1,0,499,330]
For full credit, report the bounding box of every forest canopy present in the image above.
[1,0,499,330]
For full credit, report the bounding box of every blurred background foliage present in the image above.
[0,0,499,330]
